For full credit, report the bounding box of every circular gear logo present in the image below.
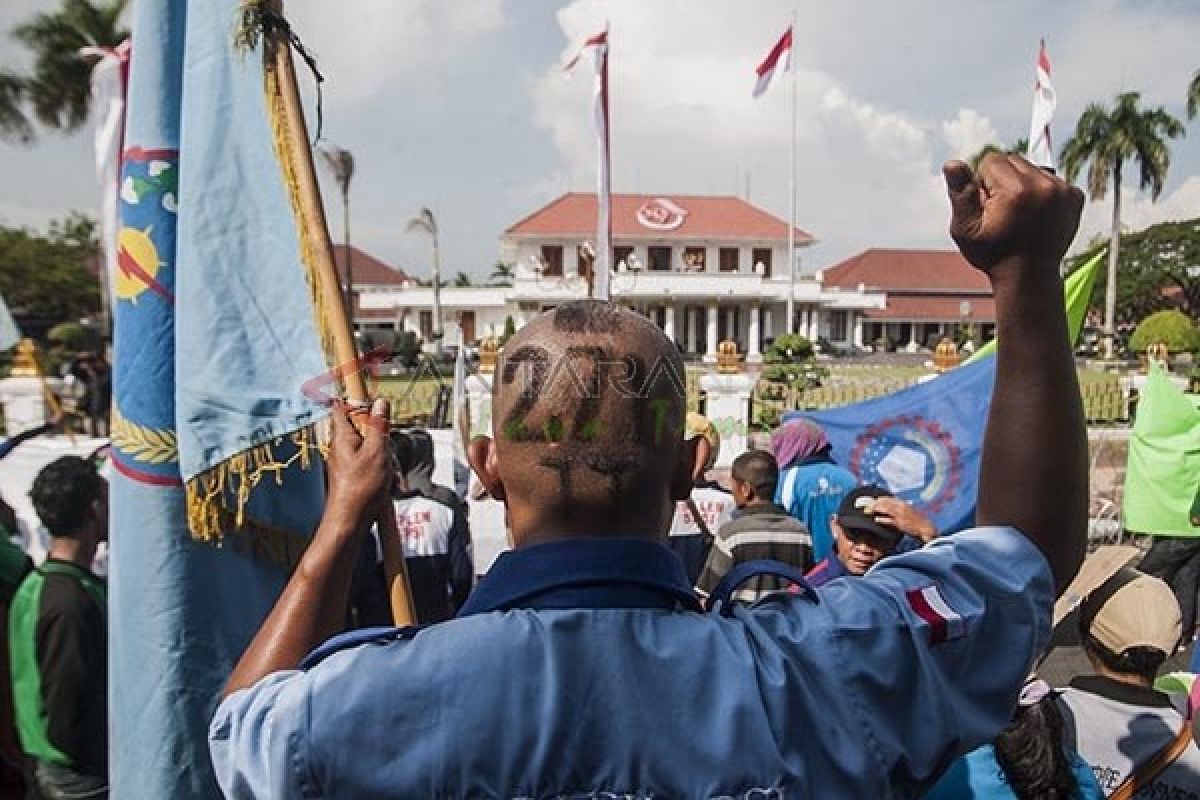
[848,415,962,515]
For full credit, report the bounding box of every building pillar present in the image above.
[748,305,762,363]
[906,321,920,353]
[704,303,719,362]
[808,308,820,342]
[763,307,774,341]
[664,303,676,343]
[853,313,864,349]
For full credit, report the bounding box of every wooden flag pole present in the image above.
[267,5,415,626]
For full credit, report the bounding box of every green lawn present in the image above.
[377,364,1127,426]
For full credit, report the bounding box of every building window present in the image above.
[648,246,671,272]
[419,310,433,340]
[613,245,633,270]
[719,247,740,272]
[752,248,772,277]
[682,247,706,272]
[829,311,848,342]
[540,245,563,276]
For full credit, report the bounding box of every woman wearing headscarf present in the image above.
[770,417,857,562]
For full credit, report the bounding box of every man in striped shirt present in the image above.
[696,449,813,603]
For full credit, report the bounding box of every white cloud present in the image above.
[286,0,504,106]
[941,109,1000,161]
[1,0,1198,280]
[531,2,969,265]
[1075,176,1200,250]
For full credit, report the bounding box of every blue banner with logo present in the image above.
[785,354,996,534]
[110,2,328,797]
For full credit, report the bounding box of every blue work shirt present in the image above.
[775,459,858,561]
[805,552,850,587]
[924,743,1104,799]
[210,527,1053,799]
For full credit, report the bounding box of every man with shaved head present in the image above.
[211,155,1088,799]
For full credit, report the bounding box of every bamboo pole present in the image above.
[268,7,415,626]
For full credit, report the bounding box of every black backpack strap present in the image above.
[705,560,817,616]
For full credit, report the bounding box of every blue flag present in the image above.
[111,2,330,797]
[785,355,996,534]
[781,253,1103,535]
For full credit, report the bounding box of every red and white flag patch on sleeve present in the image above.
[905,585,966,645]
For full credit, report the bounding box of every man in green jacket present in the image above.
[9,456,108,799]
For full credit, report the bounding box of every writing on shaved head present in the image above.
[489,300,691,527]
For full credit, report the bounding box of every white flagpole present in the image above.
[786,13,797,335]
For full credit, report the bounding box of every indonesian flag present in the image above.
[564,27,612,301]
[81,39,131,315]
[752,25,792,98]
[906,585,967,645]
[1026,40,1056,170]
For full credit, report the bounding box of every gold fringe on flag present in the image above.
[178,3,340,562]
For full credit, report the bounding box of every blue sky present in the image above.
[1,0,1198,282]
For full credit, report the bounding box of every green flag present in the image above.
[1124,367,1200,537]
[965,247,1106,364]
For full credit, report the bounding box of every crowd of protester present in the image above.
[2,156,1199,798]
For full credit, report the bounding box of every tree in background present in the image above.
[1061,92,1184,358]
[406,208,443,355]
[0,71,32,143]
[320,146,355,315]
[757,334,827,429]
[488,261,514,287]
[1129,310,1200,355]
[0,214,102,336]
[1188,69,1200,120]
[1069,218,1199,324]
[967,138,1028,170]
[453,272,472,287]
[10,0,128,134]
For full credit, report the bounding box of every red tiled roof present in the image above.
[822,249,991,292]
[354,307,398,320]
[332,244,413,287]
[505,193,814,243]
[864,295,996,322]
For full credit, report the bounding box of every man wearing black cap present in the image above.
[806,486,937,588]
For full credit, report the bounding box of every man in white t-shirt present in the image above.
[1057,568,1200,797]
[666,413,735,584]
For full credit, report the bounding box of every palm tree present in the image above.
[11,0,129,133]
[406,208,443,355]
[1061,92,1185,358]
[488,261,514,287]
[1188,69,1200,120]
[320,146,355,318]
[967,138,1029,170]
[0,70,32,143]
[453,272,472,288]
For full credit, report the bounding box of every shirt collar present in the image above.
[735,502,790,519]
[458,537,703,617]
[1068,674,1175,708]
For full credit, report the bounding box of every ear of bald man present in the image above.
[466,424,705,543]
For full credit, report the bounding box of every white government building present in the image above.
[351,193,995,359]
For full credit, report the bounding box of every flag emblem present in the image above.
[635,197,688,231]
[906,584,966,645]
[848,415,963,516]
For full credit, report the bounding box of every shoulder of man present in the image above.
[426,484,465,511]
[38,568,103,621]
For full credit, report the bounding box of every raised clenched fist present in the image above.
[944,154,1085,278]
